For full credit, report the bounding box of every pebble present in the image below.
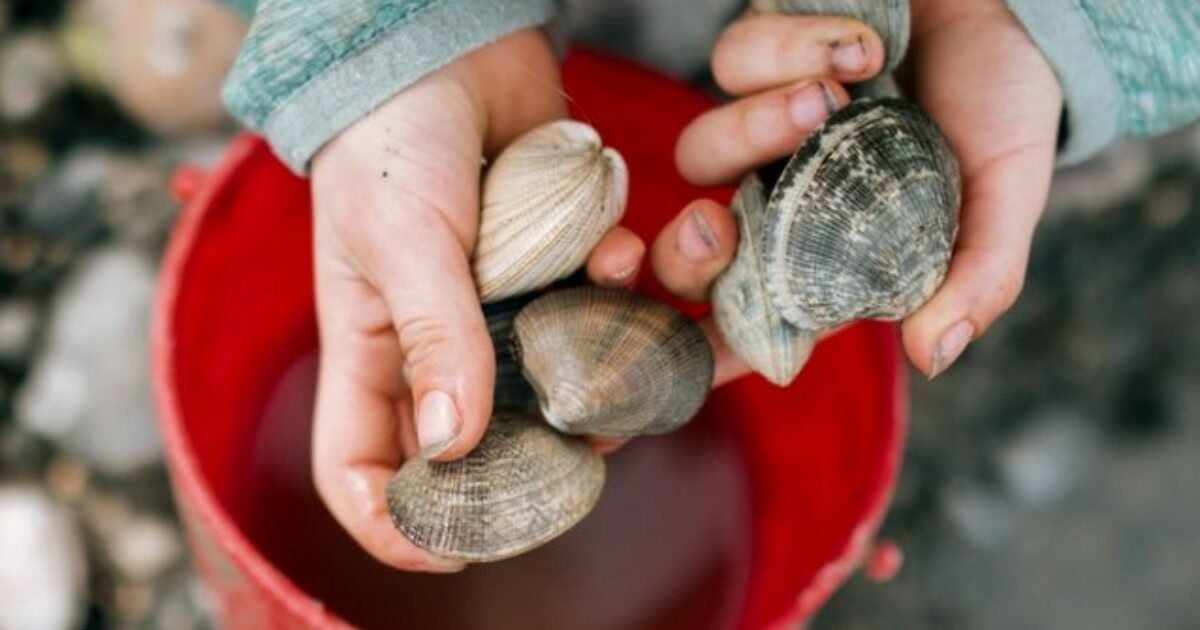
[113,583,155,624]
[80,491,133,539]
[0,299,38,361]
[0,135,52,206]
[942,482,1017,551]
[16,246,162,474]
[0,486,87,630]
[44,456,90,504]
[107,515,183,582]
[0,32,69,122]
[998,409,1100,510]
[151,575,216,630]
[1142,178,1192,229]
[24,148,116,239]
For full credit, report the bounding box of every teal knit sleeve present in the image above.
[1006,0,1200,165]
[219,0,558,174]
[216,0,257,18]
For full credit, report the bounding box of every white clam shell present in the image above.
[712,174,817,386]
[473,120,628,303]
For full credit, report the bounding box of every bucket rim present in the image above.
[152,135,355,628]
[778,321,908,627]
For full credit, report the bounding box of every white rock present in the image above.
[0,300,38,361]
[0,487,87,630]
[999,409,1100,510]
[16,355,88,439]
[107,516,182,581]
[16,246,162,474]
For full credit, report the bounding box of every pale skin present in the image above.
[310,0,1062,571]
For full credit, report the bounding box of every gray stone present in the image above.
[0,32,68,122]
[24,148,115,237]
[0,299,38,361]
[942,482,1017,550]
[998,408,1100,510]
[107,515,183,582]
[16,246,162,474]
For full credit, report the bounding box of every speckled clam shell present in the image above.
[712,174,817,386]
[472,120,628,303]
[750,0,910,74]
[511,287,714,438]
[762,98,961,331]
[386,415,604,562]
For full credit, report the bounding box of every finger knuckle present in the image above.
[984,262,1027,316]
[396,315,485,377]
[773,30,806,75]
[738,95,789,151]
[711,38,744,91]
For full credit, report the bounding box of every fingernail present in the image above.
[426,558,468,574]
[416,390,460,458]
[788,82,837,130]
[677,207,720,264]
[831,36,869,74]
[930,319,975,379]
[608,264,638,284]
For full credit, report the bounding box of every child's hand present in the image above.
[653,0,1062,380]
[309,29,645,572]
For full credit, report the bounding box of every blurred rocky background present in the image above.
[1,0,1197,628]
[1,0,238,627]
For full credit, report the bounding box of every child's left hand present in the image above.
[653,3,1062,382]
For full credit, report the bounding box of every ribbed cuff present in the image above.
[1006,0,1123,166]
[260,0,556,174]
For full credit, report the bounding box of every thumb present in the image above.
[371,198,495,462]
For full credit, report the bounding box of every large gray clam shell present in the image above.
[712,173,816,386]
[762,98,961,331]
[751,0,910,74]
[511,287,714,438]
[386,415,604,562]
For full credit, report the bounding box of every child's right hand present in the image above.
[307,29,648,573]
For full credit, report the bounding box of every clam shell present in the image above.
[750,0,910,74]
[386,414,604,562]
[712,174,817,386]
[511,287,714,438]
[762,98,961,331]
[473,120,628,303]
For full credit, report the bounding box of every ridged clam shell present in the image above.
[473,120,628,303]
[712,174,817,386]
[386,414,604,562]
[511,287,714,438]
[751,0,910,73]
[762,98,961,331]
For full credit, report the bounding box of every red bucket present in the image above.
[152,51,907,629]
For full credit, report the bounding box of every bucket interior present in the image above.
[157,51,905,629]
